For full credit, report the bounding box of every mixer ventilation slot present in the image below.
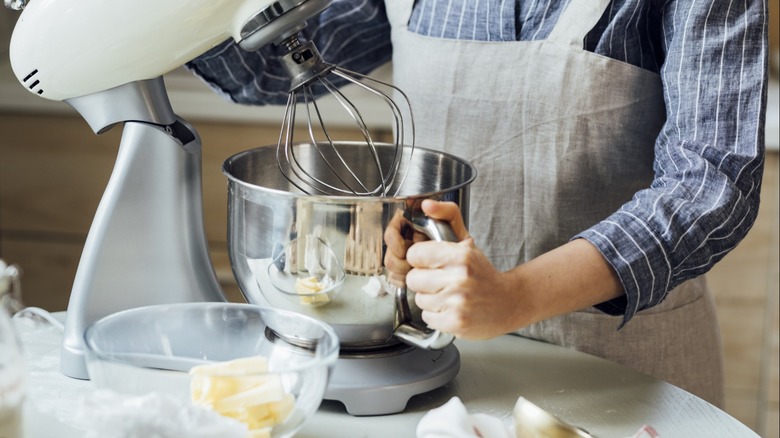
[22,69,44,95]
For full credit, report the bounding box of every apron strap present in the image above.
[547,0,612,49]
[385,0,415,30]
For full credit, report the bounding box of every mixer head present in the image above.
[274,35,415,198]
[8,0,332,102]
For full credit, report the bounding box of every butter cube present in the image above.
[189,356,296,435]
[294,276,331,305]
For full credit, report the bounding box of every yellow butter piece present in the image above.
[294,276,324,293]
[191,356,270,375]
[214,375,285,412]
[269,393,295,422]
[189,356,296,434]
[294,276,330,305]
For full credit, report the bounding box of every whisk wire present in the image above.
[302,85,376,195]
[280,90,355,196]
[279,86,383,197]
[276,92,315,195]
[331,67,416,197]
[275,36,416,197]
[318,76,388,196]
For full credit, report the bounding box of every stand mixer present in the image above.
[7,0,471,415]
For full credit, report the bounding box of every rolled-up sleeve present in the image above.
[577,0,768,326]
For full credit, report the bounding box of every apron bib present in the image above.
[385,0,723,406]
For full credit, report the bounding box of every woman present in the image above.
[187,0,768,406]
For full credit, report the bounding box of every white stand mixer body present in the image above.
[9,0,277,101]
[5,0,462,414]
[5,0,330,379]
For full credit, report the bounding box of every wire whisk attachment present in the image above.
[275,35,414,197]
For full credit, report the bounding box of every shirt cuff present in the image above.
[573,215,673,328]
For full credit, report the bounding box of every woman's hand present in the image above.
[383,200,521,340]
[384,200,470,286]
[384,200,626,341]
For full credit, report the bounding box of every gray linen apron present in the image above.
[385,0,724,406]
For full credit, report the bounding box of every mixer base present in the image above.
[324,344,460,416]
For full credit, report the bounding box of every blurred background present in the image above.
[0,3,778,437]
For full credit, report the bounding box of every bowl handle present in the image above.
[392,214,457,350]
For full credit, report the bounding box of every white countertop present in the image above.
[14,314,758,438]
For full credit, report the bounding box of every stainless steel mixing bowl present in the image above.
[223,142,476,352]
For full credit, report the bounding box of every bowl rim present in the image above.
[83,302,340,375]
[221,141,478,201]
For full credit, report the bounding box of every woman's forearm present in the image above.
[506,238,624,329]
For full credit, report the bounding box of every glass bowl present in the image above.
[83,302,339,438]
[266,236,345,307]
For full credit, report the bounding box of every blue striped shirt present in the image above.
[187,0,768,324]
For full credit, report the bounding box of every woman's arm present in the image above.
[385,200,623,339]
[577,0,769,326]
